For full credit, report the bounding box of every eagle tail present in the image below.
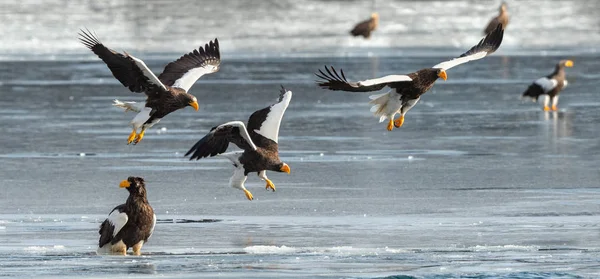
[368,92,392,122]
[521,84,544,102]
[113,99,143,113]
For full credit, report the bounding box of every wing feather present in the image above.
[158,39,221,92]
[79,29,166,94]
[247,86,292,145]
[185,121,257,160]
[432,24,504,71]
[315,66,410,92]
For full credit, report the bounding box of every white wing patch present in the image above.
[107,209,128,237]
[534,77,558,93]
[148,214,156,239]
[124,52,167,91]
[253,90,292,143]
[172,64,219,92]
[130,107,153,129]
[358,75,412,86]
[219,121,258,151]
[432,51,487,71]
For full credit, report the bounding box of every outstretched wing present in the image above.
[246,86,293,149]
[78,29,167,94]
[158,39,221,92]
[432,24,504,71]
[315,66,412,93]
[98,204,128,247]
[185,121,257,160]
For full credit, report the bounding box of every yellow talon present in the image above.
[265,179,276,192]
[244,189,254,201]
[394,116,405,128]
[134,130,146,145]
[386,119,394,131]
[551,105,558,111]
[543,106,551,112]
[127,129,137,145]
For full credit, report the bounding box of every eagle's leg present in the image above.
[111,240,127,256]
[127,129,138,145]
[132,241,144,256]
[386,119,394,131]
[243,189,254,201]
[551,96,559,111]
[258,171,276,192]
[394,115,405,128]
[134,128,147,145]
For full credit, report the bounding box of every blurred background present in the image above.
[1,0,600,59]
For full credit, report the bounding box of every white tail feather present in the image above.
[113,99,143,113]
[368,92,394,122]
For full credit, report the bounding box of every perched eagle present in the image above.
[484,2,508,34]
[316,24,504,131]
[350,13,379,39]
[185,86,292,201]
[97,177,155,256]
[79,29,221,145]
[522,60,574,111]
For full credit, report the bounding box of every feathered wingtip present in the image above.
[314,65,349,87]
[78,27,102,49]
[277,85,292,102]
[461,23,504,57]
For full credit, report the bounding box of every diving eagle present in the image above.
[522,60,574,111]
[185,86,292,201]
[97,177,155,256]
[79,29,221,144]
[316,24,504,131]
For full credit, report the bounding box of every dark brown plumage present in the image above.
[97,177,155,256]
[78,29,220,144]
[317,24,504,131]
[522,60,574,111]
[350,13,379,39]
[484,2,508,34]
[185,86,292,201]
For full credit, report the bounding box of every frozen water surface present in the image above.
[1,0,600,278]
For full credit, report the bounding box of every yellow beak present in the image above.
[565,60,574,67]
[119,180,131,188]
[438,70,447,81]
[189,101,199,111]
[280,163,291,174]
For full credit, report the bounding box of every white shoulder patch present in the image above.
[125,52,167,91]
[148,214,156,239]
[358,75,412,86]
[107,209,128,237]
[172,64,219,92]
[534,77,558,93]
[254,90,292,143]
[130,107,153,129]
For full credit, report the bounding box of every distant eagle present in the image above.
[185,86,292,201]
[79,30,221,145]
[316,24,504,131]
[484,2,508,34]
[97,177,155,256]
[350,13,379,39]
[522,60,574,111]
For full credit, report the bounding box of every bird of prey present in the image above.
[522,60,574,111]
[79,29,220,144]
[97,177,155,256]
[316,24,504,131]
[350,13,379,39]
[484,2,508,34]
[185,86,292,201]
